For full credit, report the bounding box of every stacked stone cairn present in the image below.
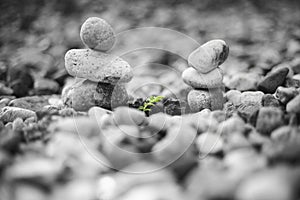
[63,17,133,111]
[182,40,229,112]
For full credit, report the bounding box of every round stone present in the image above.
[65,49,133,84]
[80,17,115,52]
[188,39,229,74]
[188,88,224,112]
[182,67,224,88]
[62,80,128,111]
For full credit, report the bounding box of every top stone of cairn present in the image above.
[80,17,115,52]
[188,39,229,74]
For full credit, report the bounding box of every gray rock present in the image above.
[62,80,128,111]
[80,17,115,52]
[286,94,300,113]
[188,88,224,112]
[225,90,241,106]
[275,86,298,104]
[182,67,223,88]
[262,94,280,107]
[188,39,229,73]
[225,73,259,91]
[256,107,284,136]
[8,96,50,112]
[237,103,260,123]
[271,126,300,142]
[12,118,25,131]
[0,106,37,123]
[218,114,246,138]
[258,67,289,94]
[240,91,264,106]
[65,49,133,84]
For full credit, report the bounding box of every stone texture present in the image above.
[256,107,284,136]
[62,80,128,111]
[8,96,50,112]
[240,91,264,106]
[188,39,229,73]
[80,17,115,51]
[0,106,37,123]
[188,88,224,112]
[275,86,298,104]
[65,49,133,84]
[258,67,289,94]
[262,94,280,107]
[225,90,242,106]
[182,67,224,88]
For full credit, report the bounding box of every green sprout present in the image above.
[139,95,164,112]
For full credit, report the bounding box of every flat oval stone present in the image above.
[0,107,37,123]
[182,67,224,88]
[257,67,289,94]
[80,17,115,52]
[62,80,128,111]
[188,88,224,112]
[188,39,229,74]
[65,49,133,84]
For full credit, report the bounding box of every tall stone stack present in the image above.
[182,40,229,112]
[63,17,133,111]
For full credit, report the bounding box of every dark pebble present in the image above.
[262,94,280,107]
[237,103,260,123]
[258,67,289,94]
[8,68,34,97]
[256,107,284,136]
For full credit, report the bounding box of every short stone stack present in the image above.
[182,40,229,112]
[63,17,133,111]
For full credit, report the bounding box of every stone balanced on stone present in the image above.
[182,40,229,112]
[63,17,133,111]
